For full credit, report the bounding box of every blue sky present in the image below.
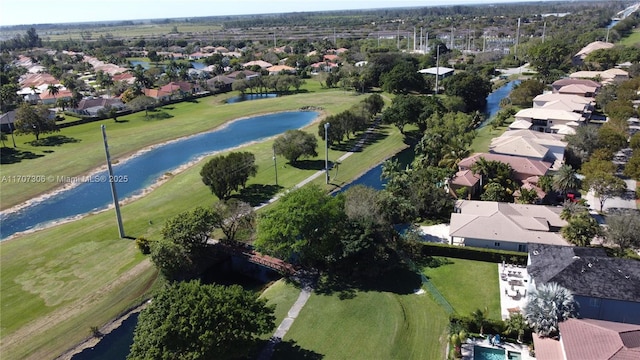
[0,0,557,27]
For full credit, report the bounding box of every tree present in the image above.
[605,210,640,250]
[47,84,59,102]
[471,307,489,335]
[504,313,528,343]
[524,282,576,337]
[552,164,580,196]
[161,206,220,251]
[254,185,344,267]
[481,182,511,202]
[380,61,425,94]
[561,212,602,246]
[128,281,274,360]
[13,103,58,141]
[624,152,640,180]
[509,80,545,107]
[273,129,318,164]
[598,126,628,154]
[565,125,600,163]
[580,155,625,212]
[524,39,571,83]
[126,95,157,116]
[200,152,257,200]
[560,200,589,221]
[517,187,539,204]
[443,72,492,112]
[381,95,425,134]
[212,199,255,243]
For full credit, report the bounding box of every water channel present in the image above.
[0,111,318,239]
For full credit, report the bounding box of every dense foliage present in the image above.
[128,281,274,360]
[200,152,257,199]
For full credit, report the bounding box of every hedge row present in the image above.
[417,242,528,265]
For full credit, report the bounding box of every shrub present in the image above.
[418,242,527,265]
[136,236,152,254]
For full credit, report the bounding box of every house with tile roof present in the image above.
[533,93,594,113]
[448,200,569,252]
[570,68,629,85]
[450,152,552,198]
[514,108,584,133]
[572,41,615,66]
[243,60,273,69]
[490,130,568,169]
[533,318,640,360]
[527,244,640,325]
[266,65,296,75]
[551,78,601,93]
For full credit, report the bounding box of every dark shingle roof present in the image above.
[528,244,640,302]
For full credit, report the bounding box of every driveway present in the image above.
[584,179,637,212]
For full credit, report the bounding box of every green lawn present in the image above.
[469,124,509,153]
[618,29,640,46]
[260,279,302,330]
[277,275,449,359]
[1,87,365,210]
[422,257,501,320]
[0,89,409,360]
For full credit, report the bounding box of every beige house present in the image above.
[514,108,584,133]
[570,68,629,85]
[572,41,615,66]
[490,130,567,169]
[533,93,594,112]
[551,78,601,93]
[266,65,296,75]
[448,200,569,252]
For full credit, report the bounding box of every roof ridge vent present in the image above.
[573,255,580,259]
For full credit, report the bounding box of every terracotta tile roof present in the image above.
[533,334,564,360]
[266,65,295,73]
[560,318,640,360]
[450,169,480,187]
[458,153,552,177]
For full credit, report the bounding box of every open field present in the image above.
[422,257,501,320]
[0,86,364,210]
[469,124,509,154]
[278,269,449,360]
[32,23,225,42]
[0,89,407,359]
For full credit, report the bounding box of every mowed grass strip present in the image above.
[259,279,302,333]
[0,93,408,359]
[1,87,363,209]
[278,289,448,359]
[422,257,501,320]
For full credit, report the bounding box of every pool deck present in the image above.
[498,263,531,320]
[461,337,534,360]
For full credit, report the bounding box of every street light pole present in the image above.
[101,125,125,238]
[324,122,330,184]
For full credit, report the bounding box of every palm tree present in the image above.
[552,165,580,197]
[523,282,576,337]
[504,313,527,343]
[471,307,489,335]
[560,200,588,221]
[47,84,60,103]
[471,156,491,187]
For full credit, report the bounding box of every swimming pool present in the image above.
[474,345,506,360]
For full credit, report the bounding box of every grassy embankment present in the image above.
[0,87,408,360]
[36,23,224,42]
[1,86,353,210]
[618,29,640,46]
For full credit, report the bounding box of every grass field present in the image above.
[33,23,225,41]
[422,257,501,320]
[0,87,366,210]
[618,29,640,46]
[277,269,449,360]
[0,88,408,359]
[469,124,510,154]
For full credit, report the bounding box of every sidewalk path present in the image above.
[254,118,381,211]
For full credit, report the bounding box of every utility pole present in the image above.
[324,122,330,184]
[397,25,400,50]
[420,27,423,52]
[413,27,416,51]
[515,18,521,61]
[101,125,125,238]
[542,21,546,43]
[435,45,440,95]
[272,145,278,186]
[450,26,454,49]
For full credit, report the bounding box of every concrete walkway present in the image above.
[254,118,381,211]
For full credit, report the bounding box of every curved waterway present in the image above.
[480,80,521,128]
[0,111,318,240]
